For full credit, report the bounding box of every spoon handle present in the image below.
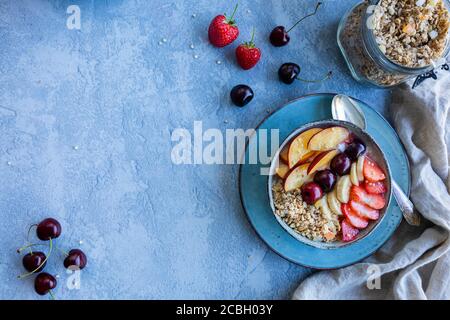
[392,180,420,226]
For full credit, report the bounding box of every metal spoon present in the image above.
[331,94,420,226]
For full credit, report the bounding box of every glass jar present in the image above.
[337,0,450,88]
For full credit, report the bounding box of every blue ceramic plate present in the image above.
[239,93,410,269]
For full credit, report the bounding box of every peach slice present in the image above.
[287,128,322,168]
[300,151,319,164]
[308,127,350,151]
[275,162,289,179]
[284,163,311,192]
[279,144,289,164]
[307,149,339,175]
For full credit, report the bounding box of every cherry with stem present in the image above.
[278,62,332,84]
[270,2,322,47]
[34,272,57,298]
[17,238,53,279]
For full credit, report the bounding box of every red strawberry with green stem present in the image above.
[236,28,261,70]
[208,4,240,47]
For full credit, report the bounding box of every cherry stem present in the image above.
[287,2,322,33]
[17,242,68,257]
[227,3,239,22]
[26,224,38,254]
[17,238,53,279]
[296,71,332,83]
[49,289,56,300]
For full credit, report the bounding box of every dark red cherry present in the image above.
[330,153,352,176]
[230,84,254,107]
[64,249,87,270]
[22,252,46,272]
[314,169,337,193]
[269,2,322,47]
[269,26,290,46]
[345,139,366,161]
[36,218,61,240]
[278,63,332,85]
[301,182,323,205]
[34,272,57,295]
[278,63,301,84]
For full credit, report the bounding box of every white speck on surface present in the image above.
[246,9,251,13]
[193,54,199,59]
[73,145,79,150]
[55,274,60,278]
[162,38,167,43]
[79,240,83,245]
[6,161,12,166]
[158,41,163,45]
[190,44,195,49]
[216,60,222,65]
[191,13,196,18]
[224,120,228,123]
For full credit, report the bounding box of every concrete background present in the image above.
[0,0,391,299]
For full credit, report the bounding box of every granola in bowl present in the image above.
[272,180,340,242]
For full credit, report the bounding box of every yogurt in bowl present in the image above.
[268,120,392,249]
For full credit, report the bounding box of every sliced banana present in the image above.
[314,195,333,221]
[327,189,343,216]
[356,155,365,182]
[316,194,340,240]
[350,162,359,186]
[336,175,351,203]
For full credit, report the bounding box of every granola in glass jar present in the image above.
[337,0,450,87]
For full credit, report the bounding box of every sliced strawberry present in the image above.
[350,185,386,209]
[341,219,359,242]
[341,203,369,229]
[350,200,380,220]
[364,180,386,194]
[363,157,386,182]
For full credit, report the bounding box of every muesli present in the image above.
[372,0,449,68]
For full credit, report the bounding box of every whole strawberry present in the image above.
[235,29,261,70]
[208,4,239,47]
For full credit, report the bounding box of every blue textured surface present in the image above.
[0,0,391,299]
[240,95,409,268]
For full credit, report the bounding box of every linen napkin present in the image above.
[292,70,450,300]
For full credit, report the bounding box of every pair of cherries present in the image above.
[18,218,87,297]
[269,2,332,85]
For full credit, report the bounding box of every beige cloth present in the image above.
[293,71,450,300]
